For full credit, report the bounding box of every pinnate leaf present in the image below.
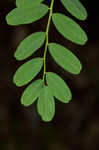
[21,79,43,106]
[61,0,88,20]
[16,0,44,8]
[14,32,46,60]
[46,72,72,103]
[37,86,55,122]
[48,43,82,74]
[13,57,43,86]
[52,13,88,45]
[6,4,49,25]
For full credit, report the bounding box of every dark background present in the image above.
[0,0,99,150]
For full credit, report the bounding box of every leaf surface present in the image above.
[37,86,55,122]
[46,72,72,103]
[15,32,45,60]
[61,0,88,20]
[52,13,88,45]
[6,4,49,25]
[13,57,43,86]
[16,0,44,8]
[21,79,43,106]
[48,43,82,74]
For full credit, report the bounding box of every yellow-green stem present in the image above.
[42,0,54,84]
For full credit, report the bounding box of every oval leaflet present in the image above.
[6,4,49,25]
[14,32,46,60]
[21,79,43,106]
[16,0,44,8]
[46,72,72,103]
[52,13,88,45]
[61,0,88,20]
[48,43,82,74]
[13,57,43,86]
[37,86,55,122]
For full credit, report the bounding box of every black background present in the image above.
[1,0,99,150]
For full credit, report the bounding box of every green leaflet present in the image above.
[37,86,55,122]
[14,32,46,60]
[13,57,43,87]
[52,13,88,45]
[16,0,44,8]
[48,43,82,74]
[21,79,43,106]
[6,4,49,25]
[61,0,88,20]
[46,72,72,103]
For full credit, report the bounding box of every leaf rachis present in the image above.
[42,0,54,84]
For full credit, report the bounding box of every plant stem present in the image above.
[42,0,54,84]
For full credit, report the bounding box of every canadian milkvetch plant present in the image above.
[6,0,88,122]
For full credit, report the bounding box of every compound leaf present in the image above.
[21,79,43,106]
[48,43,82,74]
[37,86,55,122]
[13,57,43,86]
[46,72,72,103]
[52,13,88,45]
[16,0,44,8]
[61,0,88,20]
[14,32,46,60]
[6,4,49,25]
